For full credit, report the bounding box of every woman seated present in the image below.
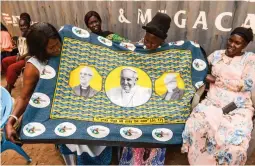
[84,11,129,43]
[119,12,172,166]
[1,13,31,94]
[182,27,255,165]
[5,22,112,165]
[5,22,62,143]
[1,23,17,61]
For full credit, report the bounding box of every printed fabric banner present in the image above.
[20,25,208,145]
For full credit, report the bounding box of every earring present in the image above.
[241,49,245,55]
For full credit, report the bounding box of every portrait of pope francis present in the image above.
[106,67,152,107]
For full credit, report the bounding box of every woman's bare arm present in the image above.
[5,62,39,142]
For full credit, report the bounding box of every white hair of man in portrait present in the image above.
[161,73,184,101]
[72,66,98,98]
[106,67,152,107]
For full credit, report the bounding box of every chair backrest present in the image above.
[17,37,28,56]
[1,87,13,128]
[191,85,206,110]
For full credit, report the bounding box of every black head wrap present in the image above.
[231,27,253,43]
[142,12,171,40]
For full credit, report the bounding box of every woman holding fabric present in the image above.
[182,27,255,165]
[84,11,129,43]
[5,22,62,143]
[5,22,112,165]
[119,12,172,165]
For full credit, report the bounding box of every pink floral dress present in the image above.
[182,50,255,165]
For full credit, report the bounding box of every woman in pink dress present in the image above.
[182,27,255,165]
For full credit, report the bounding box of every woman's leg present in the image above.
[119,147,145,165]
[5,59,25,93]
[182,103,253,165]
[143,148,166,165]
[119,147,166,165]
[1,51,11,62]
[1,56,16,74]
[181,104,223,165]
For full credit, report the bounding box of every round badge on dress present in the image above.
[192,59,206,71]
[54,122,77,137]
[97,36,112,47]
[190,41,200,48]
[40,65,56,79]
[23,122,46,137]
[152,128,173,142]
[120,127,142,140]
[72,27,90,38]
[195,81,204,89]
[29,92,50,108]
[87,125,110,138]
[120,42,136,51]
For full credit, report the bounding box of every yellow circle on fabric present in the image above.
[155,72,185,96]
[69,65,102,91]
[105,66,152,92]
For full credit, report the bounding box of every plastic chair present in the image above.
[0,86,32,162]
[61,154,76,165]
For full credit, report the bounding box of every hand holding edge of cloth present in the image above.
[206,74,216,83]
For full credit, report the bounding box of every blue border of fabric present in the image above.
[20,25,208,146]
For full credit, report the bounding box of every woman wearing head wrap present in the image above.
[84,11,129,43]
[140,12,171,50]
[119,12,172,165]
[181,27,255,165]
[2,13,31,93]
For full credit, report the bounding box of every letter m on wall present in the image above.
[137,9,152,24]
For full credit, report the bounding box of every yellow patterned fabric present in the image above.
[50,38,195,124]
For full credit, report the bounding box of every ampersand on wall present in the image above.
[118,8,131,24]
